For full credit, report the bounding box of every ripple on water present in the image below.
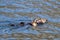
[0,0,60,40]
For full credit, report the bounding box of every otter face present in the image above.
[40,18,47,23]
[28,18,47,27]
[36,20,41,23]
[34,18,47,24]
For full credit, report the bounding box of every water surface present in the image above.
[0,0,60,40]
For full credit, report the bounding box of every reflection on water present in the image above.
[0,0,60,40]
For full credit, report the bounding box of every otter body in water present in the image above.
[28,18,47,27]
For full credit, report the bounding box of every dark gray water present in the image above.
[0,0,60,40]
